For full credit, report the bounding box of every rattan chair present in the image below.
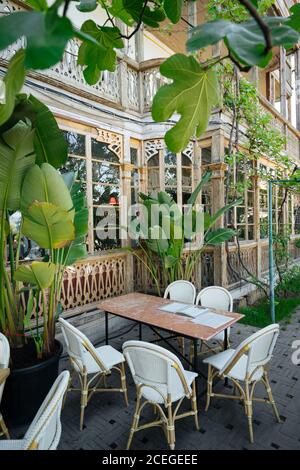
[123,340,199,450]
[203,324,281,443]
[0,370,69,450]
[189,286,233,361]
[0,333,10,439]
[59,317,128,430]
[164,280,196,356]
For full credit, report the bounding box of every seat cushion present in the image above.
[203,349,263,382]
[135,369,198,404]
[73,345,124,374]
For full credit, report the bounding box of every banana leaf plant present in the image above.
[128,172,242,296]
[0,94,88,357]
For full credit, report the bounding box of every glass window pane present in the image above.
[61,157,86,182]
[93,185,120,205]
[182,154,192,166]
[91,139,119,163]
[165,167,177,186]
[164,149,176,165]
[92,162,119,184]
[63,131,86,156]
[182,167,192,187]
[148,153,159,167]
[130,147,138,166]
[148,168,159,190]
[202,147,211,164]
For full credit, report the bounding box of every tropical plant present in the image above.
[127,172,240,296]
[0,95,88,358]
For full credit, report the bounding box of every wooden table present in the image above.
[99,292,244,377]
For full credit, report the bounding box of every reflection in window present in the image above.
[91,139,120,251]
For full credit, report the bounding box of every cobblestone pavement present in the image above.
[9,308,300,450]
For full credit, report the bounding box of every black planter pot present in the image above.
[2,340,63,426]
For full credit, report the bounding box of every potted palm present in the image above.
[0,91,88,424]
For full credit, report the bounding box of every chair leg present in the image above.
[127,392,141,450]
[80,373,88,431]
[244,381,254,444]
[0,413,10,439]
[167,398,175,450]
[205,364,212,412]
[191,380,200,431]
[120,362,129,407]
[263,371,281,423]
[189,342,194,370]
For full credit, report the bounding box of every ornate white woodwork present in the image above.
[96,129,123,160]
[144,139,164,161]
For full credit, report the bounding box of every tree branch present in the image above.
[238,0,272,54]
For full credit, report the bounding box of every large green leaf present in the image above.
[204,228,236,245]
[21,163,74,220]
[187,17,299,68]
[163,0,183,24]
[78,21,123,85]
[22,201,75,249]
[152,54,219,152]
[0,50,26,126]
[0,11,74,70]
[0,120,35,212]
[123,0,166,27]
[287,4,300,33]
[76,0,97,12]
[109,0,135,26]
[63,182,88,266]
[187,171,212,206]
[146,226,169,254]
[208,197,244,229]
[0,94,67,168]
[15,261,56,289]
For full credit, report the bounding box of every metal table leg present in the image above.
[105,312,109,345]
[139,323,142,341]
[224,328,229,386]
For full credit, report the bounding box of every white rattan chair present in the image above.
[164,280,196,355]
[123,340,199,450]
[164,280,196,304]
[0,333,10,439]
[203,324,281,443]
[190,286,233,361]
[0,370,70,450]
[59,317,128,430]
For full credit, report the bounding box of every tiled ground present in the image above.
[10,308,300,450]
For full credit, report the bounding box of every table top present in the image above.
[99,292,244,341]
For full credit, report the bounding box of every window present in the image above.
[130,146,139,205]
[146,144,194,208]
[62,131,86,187]
[91,139,121,251]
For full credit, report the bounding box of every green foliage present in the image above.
[163,0,183,24]
[0,10,74,69]
[0,120,35,212]
[108,0,135,26]
[152,54,219,152]
[239,296,300,327]
[276,265,300,297]
[123,0,166,27]
[129,173,238,295]
[0,50,25,126]
[207,0,275,22]
[15,261,56,290]
[286,3,300,33]
[187,17,298,69]
[2,94,68,168]
[78,20,124,85]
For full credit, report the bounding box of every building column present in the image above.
[188,0,197,38]
[280,46,287,119]
[295,46,300,131]
[209,130,227,286]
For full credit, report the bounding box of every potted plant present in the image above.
[0,89,88,424]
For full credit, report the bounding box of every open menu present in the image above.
[192,312,233,329]
[159,302,209,318]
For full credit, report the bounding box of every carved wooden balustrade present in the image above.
[19,251,132,322]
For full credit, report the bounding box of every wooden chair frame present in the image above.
[126,355,199,450]
[205,343,281,443]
